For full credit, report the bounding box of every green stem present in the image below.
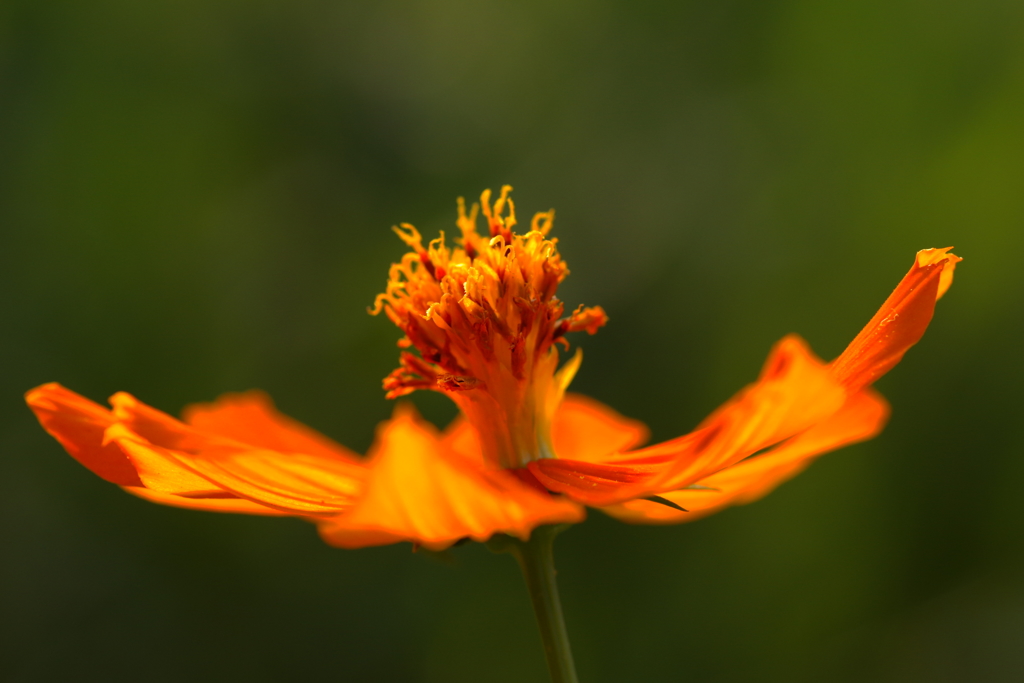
[490,526,579,683]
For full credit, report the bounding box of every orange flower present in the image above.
[26,188,960,550]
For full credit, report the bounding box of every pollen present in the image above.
[371,186,607,469]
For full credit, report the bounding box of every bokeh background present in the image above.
[2,1,1023,681]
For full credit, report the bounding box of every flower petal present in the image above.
[102,423,225,495]
[601,389,889,523]
[26,383,143,486]
[550,394,649,462]
[830,248,960,391]
[111,435,364,515]
[317,405,584,550]
[530,335,847,505]
[440,415,485,465]
[108,393,365,514]
[125,487,292,515]
[181,390,360,463]
[27,384,365,516]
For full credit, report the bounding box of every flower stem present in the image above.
[489,526,579,683]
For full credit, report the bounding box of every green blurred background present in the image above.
[2,1,1022,681]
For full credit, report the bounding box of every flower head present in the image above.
[371,185,605,469]
[26,188,960,549]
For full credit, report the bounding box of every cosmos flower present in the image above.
[26,187,959,551]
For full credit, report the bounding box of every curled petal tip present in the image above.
[915,247,961,300]
[830,248,961,391]
[25,383,145,487]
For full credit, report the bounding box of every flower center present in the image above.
[371,186,607,469]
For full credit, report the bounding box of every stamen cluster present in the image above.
[371,186,607,468]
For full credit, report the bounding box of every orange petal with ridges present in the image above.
[182,390,361,464]
[530,335,846,505]
[27,384,366,516]
[109,392,235,453]
[102,422,226,495]
[110,435,363,515]
[125,487,292,515]
[318,405,584,550]
[602,389,889,523]
[830,248,960,391]
[26,383,143,486]
[107,394,365,514]
[178,449,363,515]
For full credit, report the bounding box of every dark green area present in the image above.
[2,1,1023,681]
